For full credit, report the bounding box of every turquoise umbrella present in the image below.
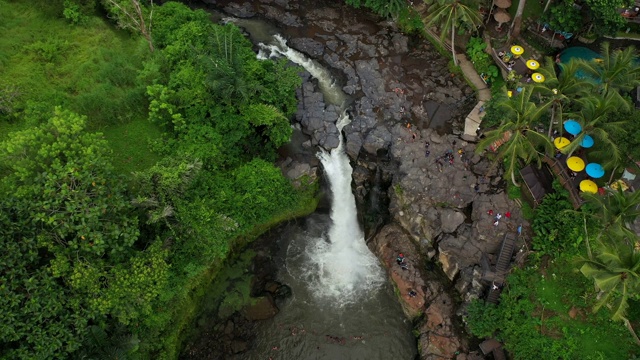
[586,163,605,179]
[580,135,594,148]
[564,120,582,135]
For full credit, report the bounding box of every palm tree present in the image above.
[576,42,640,105]
[578,234,640,345]
[532,58,593,138]
[562,93,629,170]
[507,0,526,43]
[422,0,483,66]
[582,187,640,241]
[477,87,553,186]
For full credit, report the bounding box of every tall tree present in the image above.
[578,234,640,345]
[563,93,629,169]
[102,0,155,52]
[476,87,553,185]
[533,58,593,138]
[0,107,168,358]
[422,0,483,65]
[508,0,526,43]
[576,42,640,105]
[582,187,640,240]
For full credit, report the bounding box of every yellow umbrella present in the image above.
[567,156,585,172]
[532,73,545,83]
[553,136,570,149]
[580,179,598,193]
[526,59,540,70]
[511,45,524,55]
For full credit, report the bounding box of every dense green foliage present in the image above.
[529,182,600,257]
[466,37,499,83]
[0,1,316,359]
[584,0,632,35]
[0,108,163,358]
[541,0,583,34]
[345,0,407,18]
[472,42,640,351]
[467,260,636,359]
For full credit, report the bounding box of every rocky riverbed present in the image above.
[188,0,529,358]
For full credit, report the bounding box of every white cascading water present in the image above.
[258,34,384,304]
[310,114,384,303]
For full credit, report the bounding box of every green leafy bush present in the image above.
[531,189,583,257]
[397,6,425,34]
[345,0,407,18]
[541,0,582,34]
[466,37,499,84]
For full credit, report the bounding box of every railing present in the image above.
[542,155,584,209]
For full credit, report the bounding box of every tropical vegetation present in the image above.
[469,39,640,358]
[0,1,316,358]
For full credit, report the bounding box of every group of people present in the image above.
[487,209,511,226]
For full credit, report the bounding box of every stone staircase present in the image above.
[486,232,516,305]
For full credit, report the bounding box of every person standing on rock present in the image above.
[396,253,405,265]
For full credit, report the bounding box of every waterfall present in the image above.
[257,34,383,304]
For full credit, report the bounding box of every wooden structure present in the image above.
[480,338,507,360]
[542,155,584,209]
[520,163,555,207]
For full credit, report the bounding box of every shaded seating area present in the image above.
[520,163,555,207]
[491,47,528,75]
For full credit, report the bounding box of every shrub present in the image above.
[466,37,499,84]
[531,183,584,257]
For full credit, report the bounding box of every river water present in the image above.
[241,213,416,360]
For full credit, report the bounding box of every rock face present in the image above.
[369,224,468,358]
[202,0,529,358]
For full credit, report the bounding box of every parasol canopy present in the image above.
[563,119,582,135]
[526,59,540,70]
[580,135,594,148]
[586,163,605,178]
[567,156,585,172]
[580,179,598,193]
[511,45,524,55]
[494,9,511,26]
[532,73,545,83]
[494,0,512,8]
[553,136,570,149]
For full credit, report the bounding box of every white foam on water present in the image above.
[258,34,382,305]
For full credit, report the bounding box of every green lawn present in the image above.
[101,119,162,175]
[0,0,159,175]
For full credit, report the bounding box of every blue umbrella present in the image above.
[564,120,582,135]
[586,163,605,179]
[580,135,594,148]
